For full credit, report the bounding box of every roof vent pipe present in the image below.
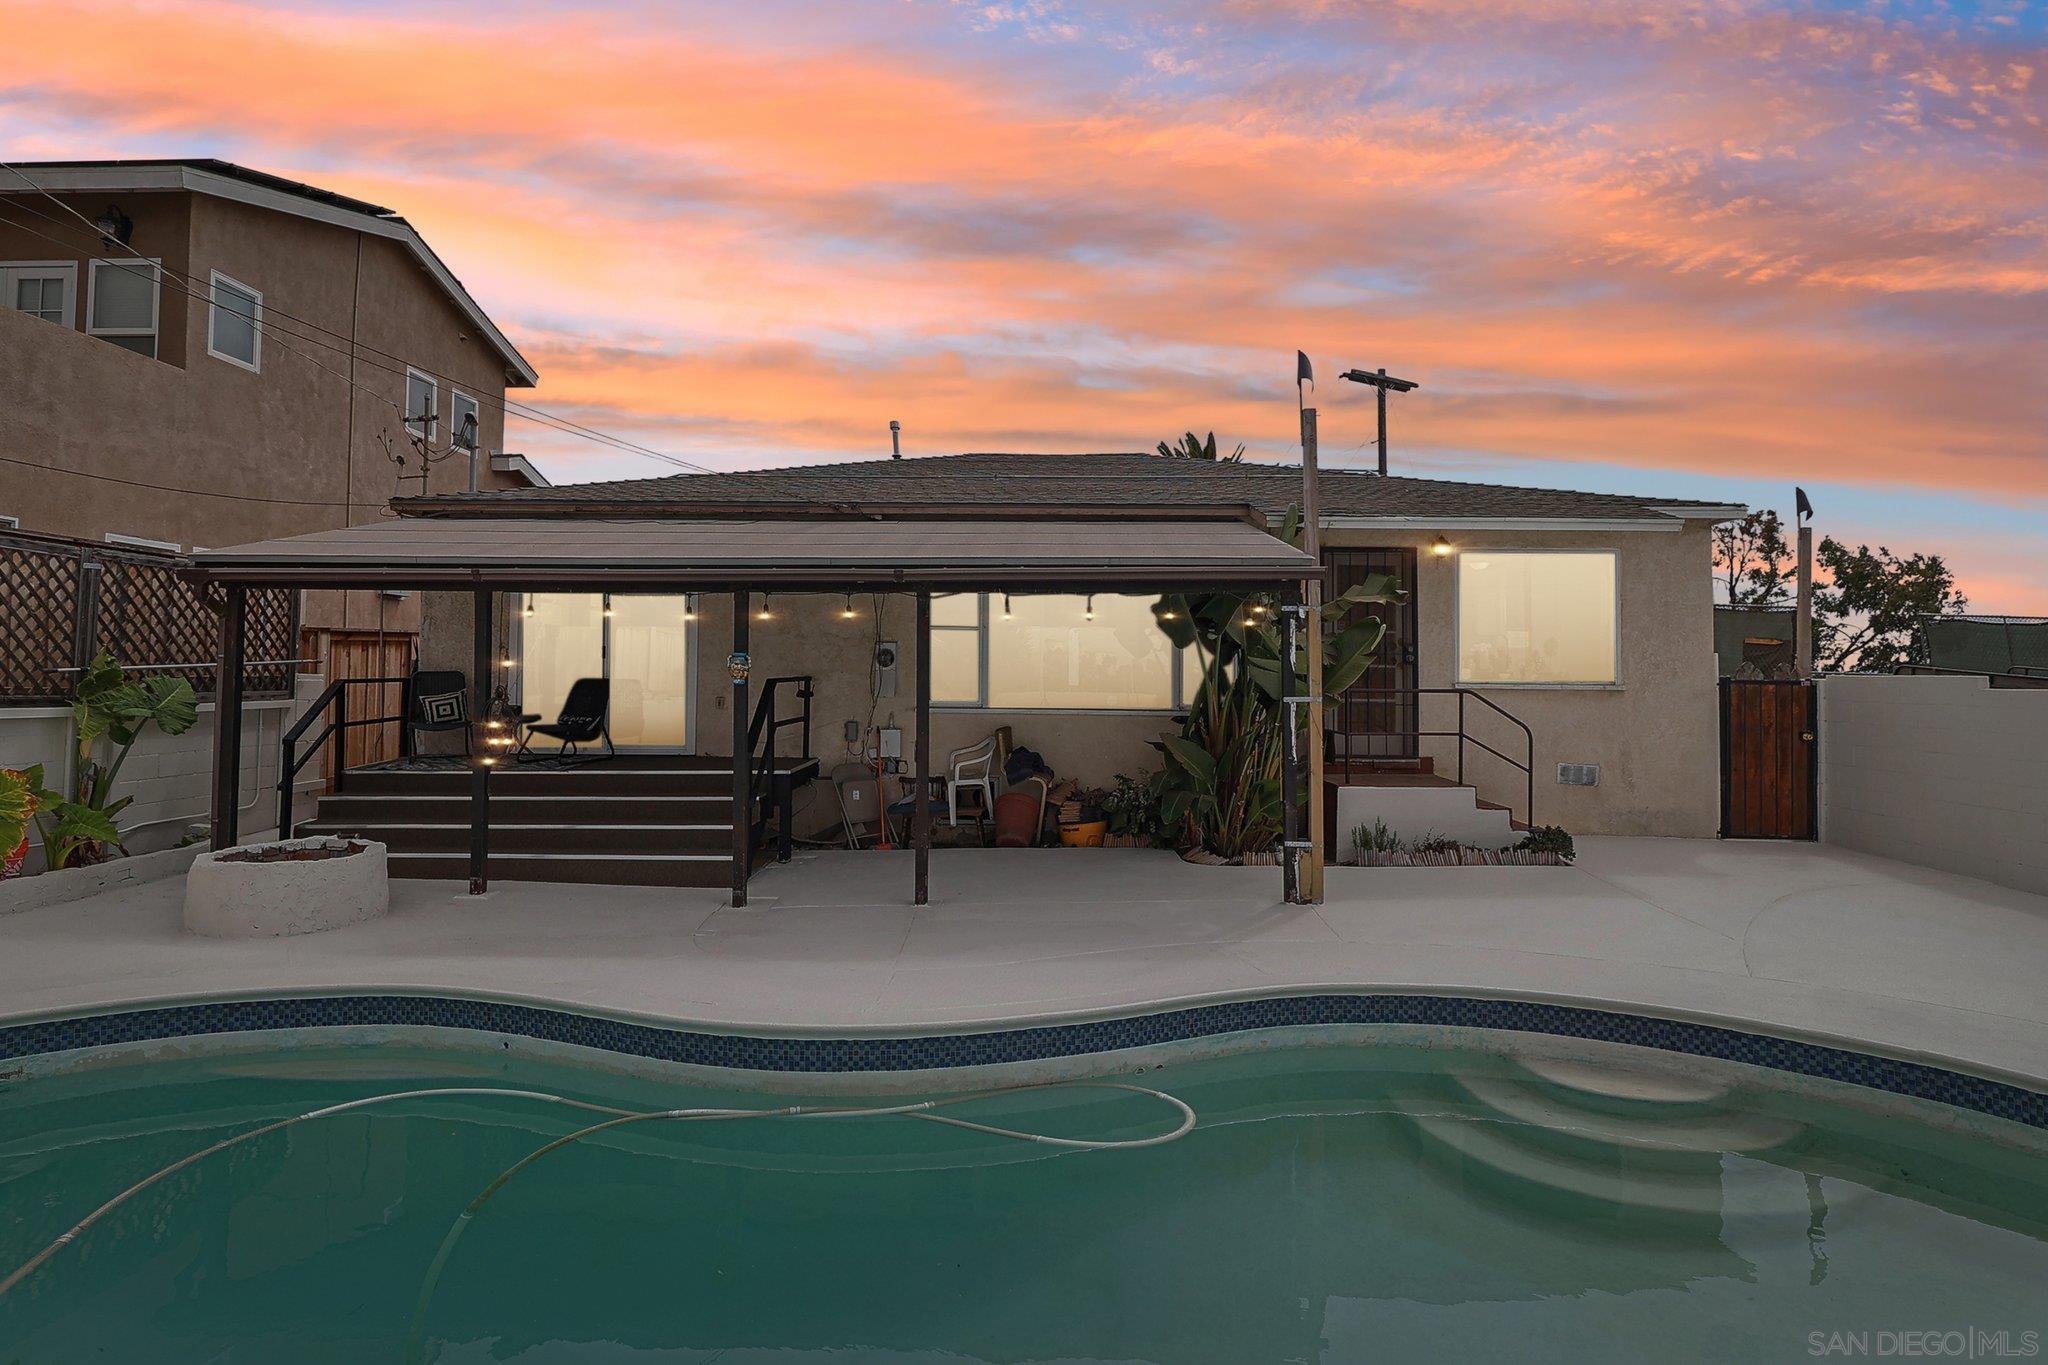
[889,420,902,459]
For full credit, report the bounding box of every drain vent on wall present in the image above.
[1556,763,1601,787]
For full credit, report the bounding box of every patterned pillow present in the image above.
[419,691,468,726]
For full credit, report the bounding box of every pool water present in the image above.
[2,1039,2044,1362]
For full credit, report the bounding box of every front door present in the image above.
[1325,548,1419,764]
[520,593,694,751]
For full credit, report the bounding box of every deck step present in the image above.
[299,819,733,854]
[385,851,733,887]
[315,793,733,822]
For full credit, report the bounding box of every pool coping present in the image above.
[3,986,2043,1131]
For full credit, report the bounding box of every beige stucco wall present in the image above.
[1818,674,2047,896]
[1321,524,1722,837]
[0,189,528,639]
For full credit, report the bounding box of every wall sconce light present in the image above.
[92,205,133,248]
[1431,535,1453,558]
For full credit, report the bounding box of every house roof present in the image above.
[190,514,1315,588]
[2,159,538,387]
[395,452,1744,527]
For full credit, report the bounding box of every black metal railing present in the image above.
[1334,687,1535,828]
[745,675,814,867]
[1896,663,2048,689]
[276,675,411,838]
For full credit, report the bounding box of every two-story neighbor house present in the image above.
[0,159,545,673]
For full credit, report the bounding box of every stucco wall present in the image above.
[0,676,323,874]
[1321,524,1722,837]
[1818,674,2047,896]
[0,189,528,640]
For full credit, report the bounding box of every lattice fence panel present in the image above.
[1,534,297,705]
[0,540,83,703]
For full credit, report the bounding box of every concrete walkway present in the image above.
[1,839,2044,1088]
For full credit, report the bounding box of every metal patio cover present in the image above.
[191,516,1316,587]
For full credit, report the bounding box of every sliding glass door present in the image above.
[519,593,694,752]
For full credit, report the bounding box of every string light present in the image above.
[757,602,773,620]
[1083,595,1095,621]
[682,594,696,621]
[522,598,534,618]
[1001,594,1013,620]
[601,602,614,618]
[500,656,514,668]
[841,594,857,619]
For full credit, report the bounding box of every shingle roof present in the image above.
[396,451,1739,523]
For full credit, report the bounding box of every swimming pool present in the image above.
[3,1036,2044,1362]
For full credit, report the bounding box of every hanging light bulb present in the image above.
[1161,606,1178,621]
[522,597,535,618]
[601,600,614,618]
[1083,594,1095,621]
[1001,594,1013,620]
[757,601,773,620]
[682,594,696,621]
[841,594,857,619]
[500,656,514,668]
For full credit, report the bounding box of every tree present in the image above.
[1813,539,1967,673]
[1156,431,1246,462]
[1712,510,1793,605]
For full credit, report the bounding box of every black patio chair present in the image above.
[405,669,473,757]
[516,677,616,762]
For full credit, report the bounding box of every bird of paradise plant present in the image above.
[27,651,199,870]
[1151,507,1403,859]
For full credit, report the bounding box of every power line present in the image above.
[0,165,715,476]
[0,453,356,507]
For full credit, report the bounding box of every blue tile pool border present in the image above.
[1,992,2042,1128]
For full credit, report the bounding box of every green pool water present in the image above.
[2,1038,2044,1363]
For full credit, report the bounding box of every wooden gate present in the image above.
[1720,679,1817,839]
[300,629,417,788]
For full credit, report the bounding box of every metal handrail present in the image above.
[1337,686,1536,829]
[745,676,814,867]
[276,675,412,838]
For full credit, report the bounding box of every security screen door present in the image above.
[520,594,693,751]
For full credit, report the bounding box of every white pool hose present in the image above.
[0,1079,1196,1318]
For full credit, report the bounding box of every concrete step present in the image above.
[342,767,736,797]
[385,851,733,887]
[299,819,734,854]
[1331,781,1520,851]
[1452,1073,1803,1155]
[1511,1054,1735,1107]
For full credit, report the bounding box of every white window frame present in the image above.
[1453,547,1623,689]
[404,367,438,442]
[205,269,262,372]
[1,261,78,327]
[930,592,1192,715]
[86,257,162,357]
[448,390,480,451]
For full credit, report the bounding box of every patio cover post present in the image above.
[1279,581,1302,904]
[730,590,751,908]
[913,588,932,906]
[468,588,491,895]
[209,583,246,850]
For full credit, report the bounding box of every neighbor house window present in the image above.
[2,262,77,327]
[448,391,480,452]
[1457,550,1619,685]
[933,593,1188,711]
[87,259,160,357]
[404,368,437,441]
[206,271,261,371]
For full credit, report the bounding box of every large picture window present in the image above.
[1456,551,1618,685]
[932,592,1189,711]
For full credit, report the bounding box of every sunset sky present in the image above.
[7,0,2044,611]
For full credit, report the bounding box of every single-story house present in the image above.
[190,451,1743,900]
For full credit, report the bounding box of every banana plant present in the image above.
[1149,507,1404,857]
[33,652,199,869]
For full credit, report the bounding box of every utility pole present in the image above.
[1794,487,1815,677]
[1338,367,1420,476]
[1297,351,1325,903]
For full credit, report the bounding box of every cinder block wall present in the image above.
[1818,674,2048,896]
[0,675,323,873]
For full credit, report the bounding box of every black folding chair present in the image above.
[405,669,472,757]
[516,677,616,762]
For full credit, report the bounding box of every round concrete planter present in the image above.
[184,838,389,939]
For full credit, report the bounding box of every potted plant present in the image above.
[1101,770,1168,848]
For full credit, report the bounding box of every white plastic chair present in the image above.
[946,735,1001,828]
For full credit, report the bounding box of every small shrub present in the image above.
[1350,819,1402,861]
[1513,825,1575,863]
[1407,832,1461,858]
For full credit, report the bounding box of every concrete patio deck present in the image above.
[2,838,2044,1090]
